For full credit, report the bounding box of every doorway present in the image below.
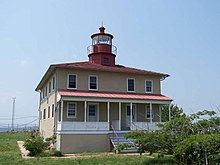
[87,103,99,122]
[126,104,136,128]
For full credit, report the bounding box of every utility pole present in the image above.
[11,97,16,132]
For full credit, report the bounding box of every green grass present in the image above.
[0,132,30,165]
[0,132,176,165]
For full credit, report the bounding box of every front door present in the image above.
[87,104,98,122]
[126,104,136,128]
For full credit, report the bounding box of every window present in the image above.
[45,86,48,97]
[48,106,50,118]
[40,92,43,100]
[89,76,97,90]
[52,104,54,118]
[52,76,55,90]
[43,109,46,119]
[103,57,109,64]
[68,74,77,89]
[89,105,96,116]
[145,80,153,93]
[43,88,45,98]
[146,105,151,119]
[67,103,77,118]
[127,78,135,92]
[49,81,51,94]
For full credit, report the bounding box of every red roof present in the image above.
[53,62,169,77]
[58,90,172,101]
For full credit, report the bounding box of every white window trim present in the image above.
[48,106,50,118]
[43,109,46,120]
[52,75,56,91]
[67,102,77,118]
[52,104,55,118]
[67,74,77,89]
[48,81,51,94]
[87,103,99,122]
[88,75,98,91]
[145,80,153,93]
[127,78,135,92]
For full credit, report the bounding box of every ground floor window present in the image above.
[146,105,151,119]
[67,103,77,118]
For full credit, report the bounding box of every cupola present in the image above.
[87,26,117,66]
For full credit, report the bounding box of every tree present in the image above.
[174,134,220,165]
[126,106,220,162]
[161,104,184,122]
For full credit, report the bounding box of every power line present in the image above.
[0,116,38,120]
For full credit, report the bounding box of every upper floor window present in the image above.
[68,74,77,89]
[67,103,77,118]
[145,80,153,93]
[127,78,135,92]
[49,81,51,94]
[52,76,55,90]
[89,76,98,90]
[45,86,48,97]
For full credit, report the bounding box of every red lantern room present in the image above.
[87,26,117,66]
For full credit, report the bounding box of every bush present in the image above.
[51,150,63,157]
[23,136,50,156]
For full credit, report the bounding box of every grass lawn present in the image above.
[0,132,176,165]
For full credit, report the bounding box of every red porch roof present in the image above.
[58,90,172,101]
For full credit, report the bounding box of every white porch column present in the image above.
[107,102,110,130]
[150,103,153,123]
[119,102,121,130]
[130,102,133,124]
[84,101,87,122]
[61,100,63,122]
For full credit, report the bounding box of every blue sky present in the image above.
[0,0,220,125]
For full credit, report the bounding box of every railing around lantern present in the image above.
[87,45,117,55]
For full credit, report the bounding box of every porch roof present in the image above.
[58,90,172,101]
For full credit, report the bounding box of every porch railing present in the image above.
[131,122,163,131]
[57,121,109,131]
[110,124,119,145]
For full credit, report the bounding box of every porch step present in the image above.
[108,132,138,153]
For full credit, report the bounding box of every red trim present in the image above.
[58,90,172,101]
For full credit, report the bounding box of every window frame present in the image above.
[48,106,50,118]
[67,102,77,118]
[43,109,46,119]
[67,74,77,89]
[52,76,55,90]
[88,75,98,90]
[145,80,153,93]
[52,104,54,118]
[48,81,51,94]
[127,78,135,92]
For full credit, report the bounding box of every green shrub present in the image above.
[51,150,63,157]
[23,136,50,156]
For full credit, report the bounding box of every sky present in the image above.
[0,0,220,126]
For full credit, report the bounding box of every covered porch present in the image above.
[56,90,172,132]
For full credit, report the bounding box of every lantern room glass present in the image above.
[92,35,112,45]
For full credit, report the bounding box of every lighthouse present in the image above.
[87,26,117,66]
